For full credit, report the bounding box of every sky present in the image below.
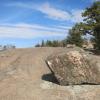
[0,0,96,48]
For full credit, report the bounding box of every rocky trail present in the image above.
[0,47,100,100]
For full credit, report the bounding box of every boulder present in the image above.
[46,48,100,85]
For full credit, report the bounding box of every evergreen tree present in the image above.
[66,24,84,47]
[82,1,100,49]
[41,40,45,47]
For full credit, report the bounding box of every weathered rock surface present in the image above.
[0,47,100,100]
[46,47,100,85]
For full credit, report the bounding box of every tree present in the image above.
[66,24,84,47]
[45,40,52,46]
[82,1,100,49]
[93,24,100,49]
[51,40,59,47]
[41,40,45,47]
[35,44,41,47]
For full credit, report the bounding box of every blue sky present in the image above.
[0,0,95,47]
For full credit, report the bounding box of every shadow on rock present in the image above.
[84,48,100,55]
[42,73,59,85]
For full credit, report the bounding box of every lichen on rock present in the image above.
[46,47,100,85]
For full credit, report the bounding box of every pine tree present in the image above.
[66,24,84,47]
[82,1,100,49]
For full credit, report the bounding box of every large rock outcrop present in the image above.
[46,47,100,85]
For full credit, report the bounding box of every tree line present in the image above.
[35,1,100,50]
[35,40,64,47]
